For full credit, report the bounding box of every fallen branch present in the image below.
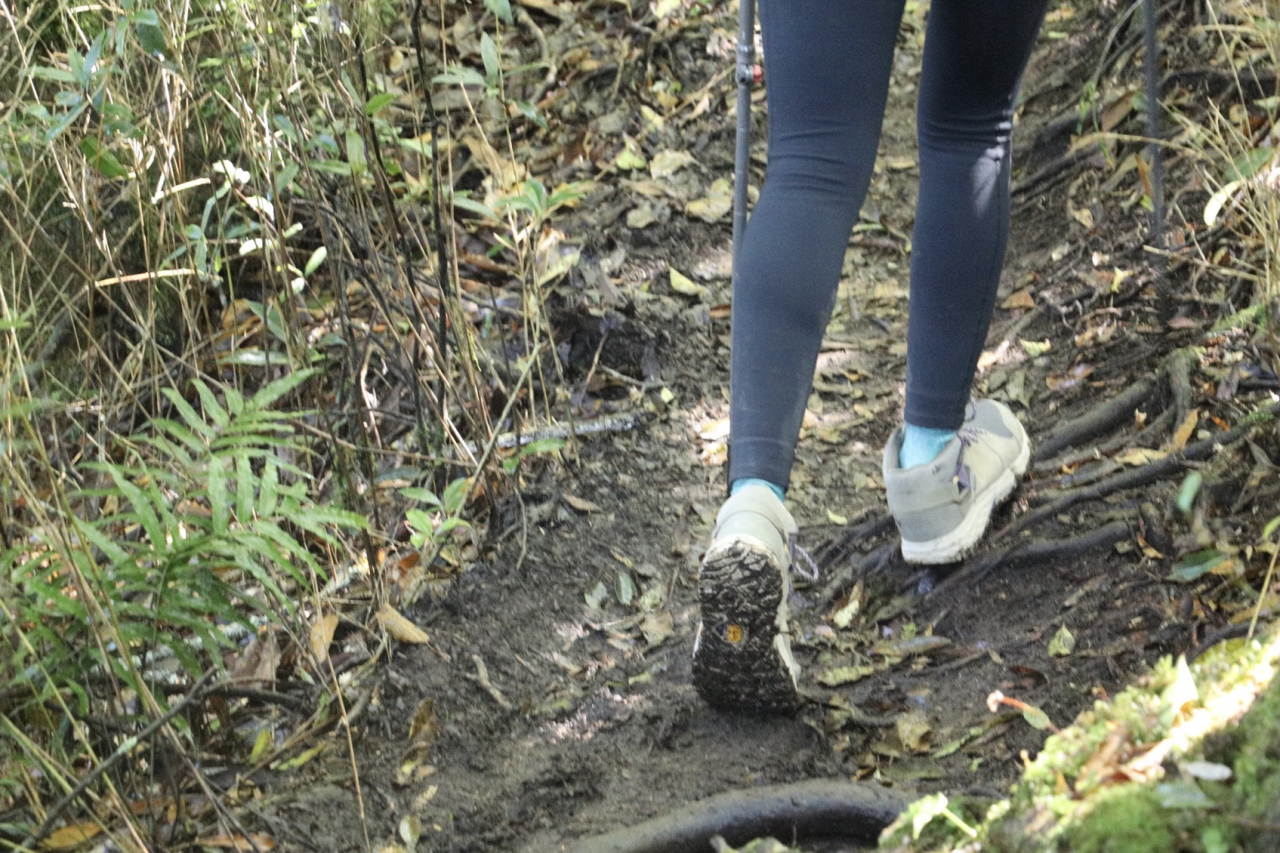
[566,779,910,853]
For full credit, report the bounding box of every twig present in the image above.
[468,654,513,711]
[21,671,217,850]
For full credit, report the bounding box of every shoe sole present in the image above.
[900,422,1032,565]
[692,538,800,713]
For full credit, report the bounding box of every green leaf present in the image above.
[80,136,129,179]
[1021,703,1054,730]
[365,92,396,115]
[1168,548,1229,583]
[451,195,499,221]
[191,379,230,429]
[518,437,566,457]
[345,129,367,175]
[303,246,327,277]
[441,477,470,514]
[208,455,229,535]
[1176,471,1203,516]
[432,66,487,88]
[249,367,317,410]
[1227,147,1274,182]
[29,66,77,83]
[135,21,167,56]
[480,33,500,84]
[909,793,950,840]
[400,487,442,508]
[484,0,513,24]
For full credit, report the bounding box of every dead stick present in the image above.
[469,654,513,711]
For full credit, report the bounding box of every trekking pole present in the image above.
[1142,0,1166,291]
[731,0,757,288]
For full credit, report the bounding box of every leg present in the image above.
[729,0,907,491]
[904,0,1049,430]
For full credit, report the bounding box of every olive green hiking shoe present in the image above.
[692,484,802,713]
[883,399,1031,564]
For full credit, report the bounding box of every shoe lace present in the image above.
[791,541,820,583]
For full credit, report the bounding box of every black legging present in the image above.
[729,0,1048,489]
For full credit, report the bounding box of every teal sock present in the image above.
[899,424,958,469]
[731,477,785,502]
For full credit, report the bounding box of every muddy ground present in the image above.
[246,3,1277,851]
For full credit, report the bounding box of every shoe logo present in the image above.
[720,623,747,645]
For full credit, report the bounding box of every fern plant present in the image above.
[3,368,367,707]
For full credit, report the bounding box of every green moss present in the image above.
[1065,786,1173,853]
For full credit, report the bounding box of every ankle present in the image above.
[899,424,957,469]
[730,477,786,502]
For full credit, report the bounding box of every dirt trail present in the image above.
[254,5,1265,851]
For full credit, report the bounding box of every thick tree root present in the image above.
[928,520,1133,599]
[1002,401,1280,542]
[565,780,910,853]
[1033,377,1157,462]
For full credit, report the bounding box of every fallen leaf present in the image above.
[377,603,430,644]
[669,268,707,298]
[562,493,603,513]
[310,613,339,664]
[614,136,646,171]
[685,178,733,222]
[1048,624,1076,657]
[872,635,951,658]
[816,664,878,686]
[1020,338,1051,357]
[1166,409,1199,451]
[408,698,440,745]
[43,823,104,851]
[1071,206,1095,228]
[1001,288,1036,310]
[826,509,848,526]
[640,610,674,647]
[699,417,730,441]
[1046,362,1095,391]
[229,631,280,688]
[886,155,916,171]
[1167,316,1200,330]
[626,204,656,229]
[649,149,697,179]
[896,710,932,753]
[1113,447,1168,467]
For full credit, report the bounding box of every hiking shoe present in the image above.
[692,484,802,713]
[883,399,1030,564]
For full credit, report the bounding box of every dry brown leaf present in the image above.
[562,493,603,513]
[377,603,430,644]
[1113,447,1168,467]
[229,631,280,688]
[1001,287,1036,310]
[1167,409,1200,451]
[1167,316,1200,330]
[897,710,932,753]
[44,822,103,851]
[310,613,339,664]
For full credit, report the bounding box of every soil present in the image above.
[244,4,1277,852]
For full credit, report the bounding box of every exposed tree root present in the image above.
[928,520,1133,600]
[566,780,910,853]
[1033,377,1157,462]
[1003,401,1280,542]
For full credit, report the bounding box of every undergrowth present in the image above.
[0,0,579,844]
